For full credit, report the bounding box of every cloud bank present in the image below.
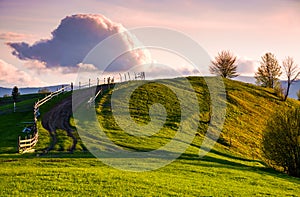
[0,32,34,41]
[0,59,42,87]
[7,14,150,72]
[236,57,259,76]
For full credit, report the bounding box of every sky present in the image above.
[0,0,299,87]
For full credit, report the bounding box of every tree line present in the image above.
[210,50,300,101]
[210,50,300,177]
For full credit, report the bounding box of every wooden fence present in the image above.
[17,85,71,153]
[18,132,39,153]
[17,71,145,153]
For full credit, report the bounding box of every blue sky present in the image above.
[0,0,299,87]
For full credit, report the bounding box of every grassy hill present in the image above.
[80,77,299,160]
[0,92,71,153]
[0,77,299,196]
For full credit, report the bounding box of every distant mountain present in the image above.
[233,76,256,84]
[0,85,68,97]
[233,76,300,99]
[0,87,11,98]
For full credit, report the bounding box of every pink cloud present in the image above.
[0,32,34,41]
[236,57,259,76]
[0,59,43,87]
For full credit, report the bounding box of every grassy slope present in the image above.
[0,77,299,196]
[94,77,299,159]
[0,94,46,153]
[220,78,299,159]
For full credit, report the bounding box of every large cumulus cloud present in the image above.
[7,14,150,71]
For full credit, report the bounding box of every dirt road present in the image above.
[41,84,110,153]
[41,96,77,152]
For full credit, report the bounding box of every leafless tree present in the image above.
[282,56,300,101]
[209,50,238,78]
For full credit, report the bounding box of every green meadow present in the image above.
[0,77,299,196]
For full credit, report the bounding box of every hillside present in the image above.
[219,78,299,158]
[0,77,299,196]
[74,76,299,160]
[13,76,300,160]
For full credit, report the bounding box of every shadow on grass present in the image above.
[178,152,299,183]
[0,151,95,159]
[0,142,298,183]
[180,152,250,168]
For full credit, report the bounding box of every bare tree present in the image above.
[282,57,300,101]
[255,53,281,88]
[209,50,238,78]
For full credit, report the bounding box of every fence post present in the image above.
[17,136,20,153]
[29,135,31,148]
[89,78,91,88]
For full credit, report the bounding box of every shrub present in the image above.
[274,82,285,101]
[262,107,300,177]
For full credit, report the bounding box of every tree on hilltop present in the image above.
[12,86,19,103]
[282,56,300,101]
[12,86,20,112]
[209,50,238,78]
[255,53,281,88]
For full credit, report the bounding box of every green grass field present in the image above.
[0,152,299,196]
[0,77,299,196]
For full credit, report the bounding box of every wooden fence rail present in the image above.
[18,132,39,152]
[17,72,145,153]
[17,85,71,153]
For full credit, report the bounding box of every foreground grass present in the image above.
[0,150,299,196]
